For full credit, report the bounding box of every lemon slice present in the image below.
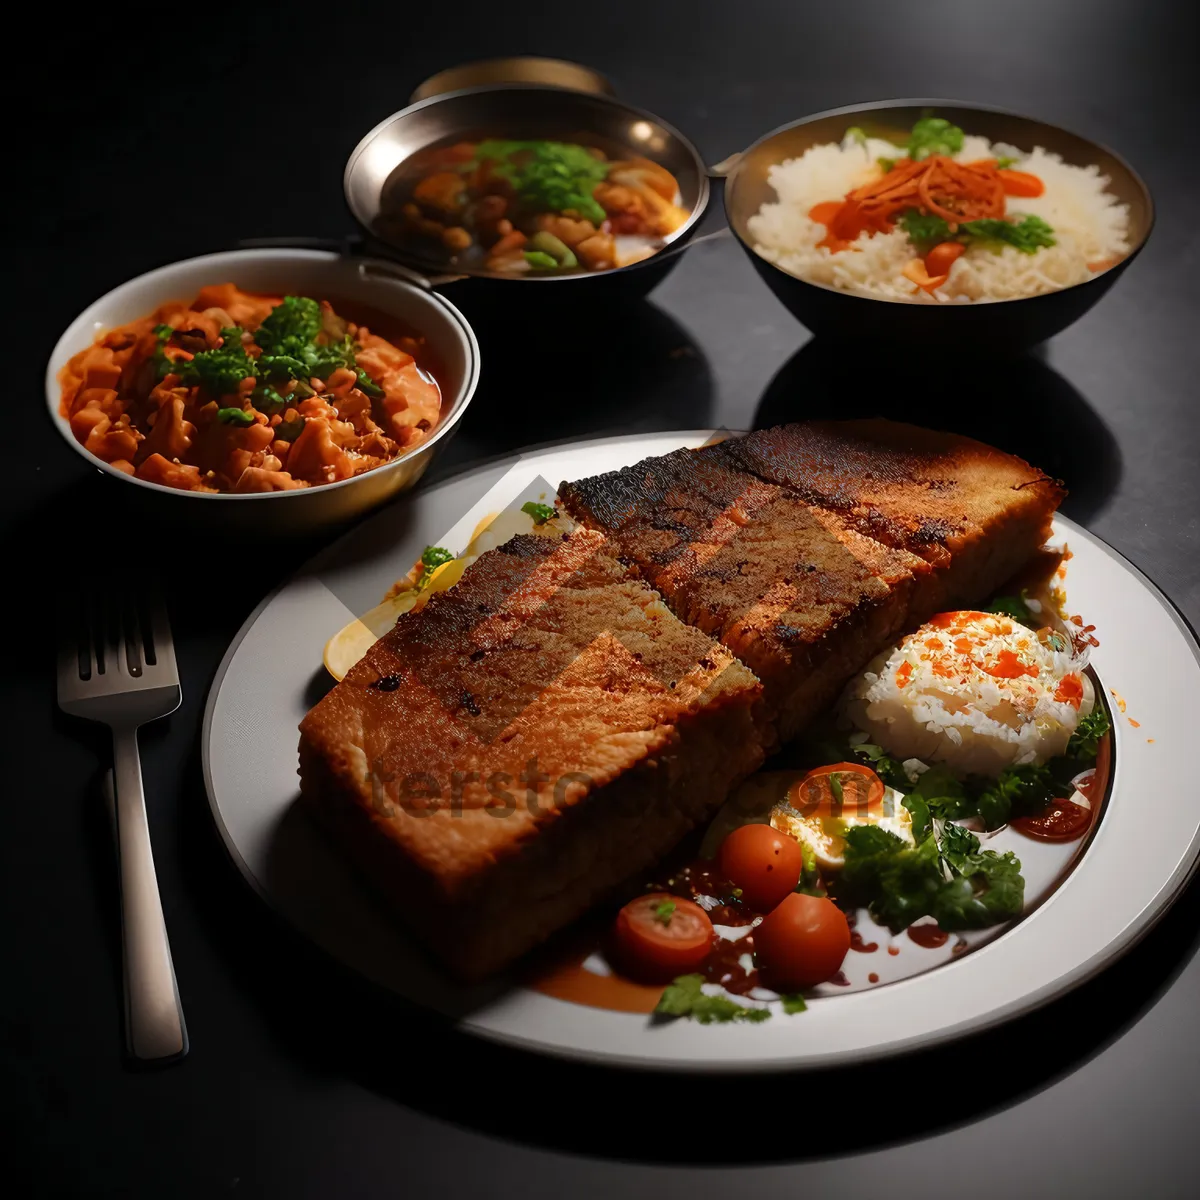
[321,505,565,681]
[323,591,420,682]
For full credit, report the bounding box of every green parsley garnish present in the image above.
[653,900,677,926]
[1066,706,1112,761]
[780,994,808,1015]
[985,591,1039,627]
[961,215,1056,252]
[521,501,557,524]
[215,406,256,427]
[898,209,954,247]
[838,822,1024,933]
[178,328,258,398]
[274,417,306,442]
[877,157,896,173]
[906,116,965,161]
[828,771,845,811]
[899,210,1056,255]
[845,126,868,147]
[471,140,609,225]
[996,155,1018,169]
[414,546,456,590]
[655,974,771,1024]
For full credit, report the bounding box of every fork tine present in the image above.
[121,590,144,679]
[143,581,178,675]
[56,593,89,697]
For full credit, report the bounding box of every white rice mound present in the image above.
[840,611,1095,778]
[748,132,1131,303]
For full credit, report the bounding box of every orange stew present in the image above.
[58,284,443,493]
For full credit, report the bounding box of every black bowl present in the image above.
[344,84,711,308]
[723,99,1154,352]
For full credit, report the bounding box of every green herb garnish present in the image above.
[877,157,896,173]
[421,546,455,572]
[899,210,1056,256]
[655,974,772,1024]
[178,328,258,398]
[960,215,1056,253]
[254,295,322,356]
[845,126,868,147]
[850,742,912,792]
[472,139,609,224]
[215,406,256,427]
[653,899,677,926]
[251,297,385,398]
[996,155,1017,169]
[151,324,176,382]
[898,209,953,247]
[414,545,456,591]
[521,501,557,524]
[838,822,1024,933]
[780,994,808,1014]
[985,591,1039,627]
[274,417,306,442]
[251,384,289,412]
[906,116,965,161]
[1067,706,1112,761]
[828,771,845,811]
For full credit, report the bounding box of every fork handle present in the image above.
[112,726,188,1063]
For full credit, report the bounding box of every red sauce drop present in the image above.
[701,934,759,996]
[850,931,879,953]
[908,922,949,949]
[868,973,880,984]
[887,945,900,956]
[1012,797,1092,842]
[830,970,851,987]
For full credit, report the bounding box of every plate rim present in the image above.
[201,429,1200,1072]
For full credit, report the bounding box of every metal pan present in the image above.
[343,84,713,306]
[717,98,1155,352]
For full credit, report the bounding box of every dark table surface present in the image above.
[8,2,1200,1196]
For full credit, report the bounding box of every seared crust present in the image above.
[298,528,767,981]
[560,421,1063,742]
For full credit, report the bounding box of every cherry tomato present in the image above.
[611,893,713,982]
[925,240,966,278]
[754,893,851,991]
[717,824,804,911]
[787,763,885,819]
[998,168,1045,197]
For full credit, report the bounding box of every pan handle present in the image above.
[355,259,468,290]
[653,227,731,262]
[707,152,744,180]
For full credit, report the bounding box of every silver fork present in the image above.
[57,582,189,1064]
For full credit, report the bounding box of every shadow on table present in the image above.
[753,339,1122,525]
[180,724,1200,1165]
[433,298,714,473]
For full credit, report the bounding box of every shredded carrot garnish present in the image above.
[896,661,913,688]
[1128,718,1141,729]
[810,154,1013,250]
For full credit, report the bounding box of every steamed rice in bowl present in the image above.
[748,119,1131,303]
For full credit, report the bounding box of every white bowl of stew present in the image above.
[45,248,481,534]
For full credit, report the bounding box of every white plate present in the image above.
[202,431,1200,1071]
